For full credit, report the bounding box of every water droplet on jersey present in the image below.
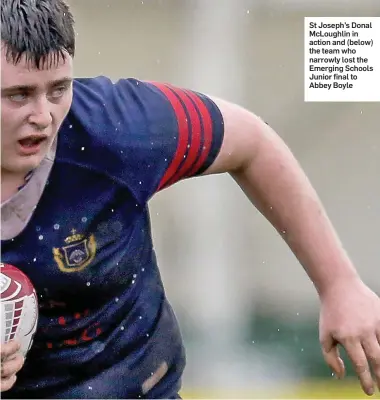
[88,386,92,390]
[133,274,137,279]
[146,333,149,337]
[38,235,44,240]
[131,280,135,284]
[164,158,168,162]
[252,340,255,344]
[86,282,91,286]
[81,147,85,151]
[111,209,114,213]
[301,348,304,352]
[93,342,105,353]
[115,297,119,302]
[98,52,101,55]
[54,224,60,230]
[139,316,142,320]
[69,125,73,129]
[139,181,142,185]
[36,226,41,232]
[277,328,280,332]
[33,258,37,262]
[281,230,286,234]
[141,268,145,272]
[120,326,125,331]
[81,217,88,223]
[296,312,300,316]
[247,10,250,14]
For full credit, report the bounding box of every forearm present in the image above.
[231,123,359,296]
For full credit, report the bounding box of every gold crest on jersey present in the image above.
[53,229,97,273]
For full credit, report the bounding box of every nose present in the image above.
[28,96,52,130]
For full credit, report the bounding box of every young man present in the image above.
[1,0,379,398]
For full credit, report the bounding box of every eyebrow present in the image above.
[1,77,73,93]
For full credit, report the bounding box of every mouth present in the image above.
[17,135,48,156]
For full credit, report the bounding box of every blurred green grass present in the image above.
[182,379,380,399]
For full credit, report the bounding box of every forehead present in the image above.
[1,46,73,89]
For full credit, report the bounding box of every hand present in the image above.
[1,340,24,392]
[319,278,380,396]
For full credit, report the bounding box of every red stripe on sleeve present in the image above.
[183,90,213,177]
[149,83,189,191]
[164,85,202,186]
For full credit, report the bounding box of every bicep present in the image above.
[202,96,267,175]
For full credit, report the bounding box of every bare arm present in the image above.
[197,96,380,396]
[204,97,359,296]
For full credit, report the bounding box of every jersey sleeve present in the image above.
[110,78,225,203]
[69,77,224,205]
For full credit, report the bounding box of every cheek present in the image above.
[1,107,27,141]
[52,98,72,125]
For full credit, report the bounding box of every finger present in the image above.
[321,335,345,379]
[0,374,17,392]
[344,341,374,396]
[362,337,380,391]
[1,354,24,379]
[0,341,20,360]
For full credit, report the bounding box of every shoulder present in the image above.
[56,77,181,193]
[64,76,181,141]
[71,76,175,122]
[56,76,225,202]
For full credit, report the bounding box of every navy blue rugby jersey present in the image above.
[1,77,224,398]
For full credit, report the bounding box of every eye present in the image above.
[50,86,68,99]
[9,93,28,102]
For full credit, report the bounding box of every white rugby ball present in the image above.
[1,263,39,357]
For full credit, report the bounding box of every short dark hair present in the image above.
[1,0,75,69]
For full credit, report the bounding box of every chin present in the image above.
[4,156,44,175]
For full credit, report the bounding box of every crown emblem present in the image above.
[64,229,84,244]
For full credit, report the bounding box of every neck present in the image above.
[1,169,29,203]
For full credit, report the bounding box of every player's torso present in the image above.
[1,95,185,398]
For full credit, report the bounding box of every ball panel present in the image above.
[1,263,39,357]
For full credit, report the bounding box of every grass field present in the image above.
[181,379,380,399]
